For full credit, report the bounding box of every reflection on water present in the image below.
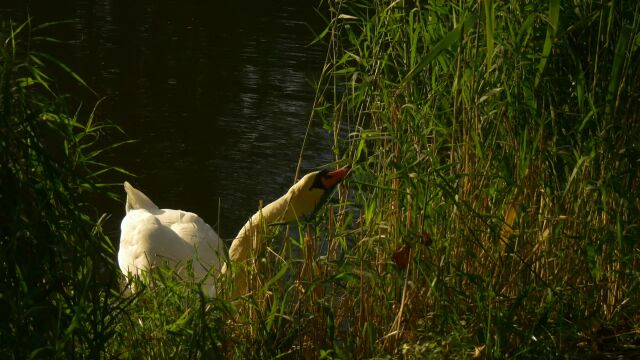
[2,0,331,239]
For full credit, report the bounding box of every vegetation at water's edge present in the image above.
[310,0,639,357]
[314,0,640,357]
[0,19,130,357]
[1,0,639,358]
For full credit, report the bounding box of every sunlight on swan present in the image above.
[118,164,351,298]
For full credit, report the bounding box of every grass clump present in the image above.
[0,19,128,358]
[311,0,640,357]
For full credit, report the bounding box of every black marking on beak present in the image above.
[309,169,330,191]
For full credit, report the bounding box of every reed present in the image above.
[309,0,640,357]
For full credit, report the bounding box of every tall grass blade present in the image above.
[535,0,560,87]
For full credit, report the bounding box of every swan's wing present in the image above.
[118,209,193,276]
[164,210,225,269]
[119,207,225,297]
[124,182,160,213]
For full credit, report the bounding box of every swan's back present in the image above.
[119,182,225,295]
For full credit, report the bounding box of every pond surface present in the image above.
[1,0,332,240]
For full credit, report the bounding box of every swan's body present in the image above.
[118,182,225,295]
[222,165,351,297]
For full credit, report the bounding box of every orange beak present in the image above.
[322,164,352,189]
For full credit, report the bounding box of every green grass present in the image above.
[2,1,640,358]
[310,0,640,357]
[0,18,129,358]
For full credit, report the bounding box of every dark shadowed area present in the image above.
[1,0,332,240]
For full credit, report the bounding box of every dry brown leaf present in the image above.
[472,344,486,358]
[392,244,411,270]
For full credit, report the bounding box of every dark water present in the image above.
[1,1,333,240]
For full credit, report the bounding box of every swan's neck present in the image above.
[226,189,303,297]
[224,171,331,297]
[228,192,292,264]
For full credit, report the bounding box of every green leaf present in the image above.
[535,0,560,87]
[605,25,632,118]
[398,14,477,90]
[484,0,495,66]
[32,51,96,95]
[259,262,288,293]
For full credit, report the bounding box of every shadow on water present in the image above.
[1,0,332,240]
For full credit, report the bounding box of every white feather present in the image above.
[118,182,225,296]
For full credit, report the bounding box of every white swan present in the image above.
[222,164,351,297]
[118,182,225,296]
[118,164,351,298]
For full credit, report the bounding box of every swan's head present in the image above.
[283,164,351,220]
